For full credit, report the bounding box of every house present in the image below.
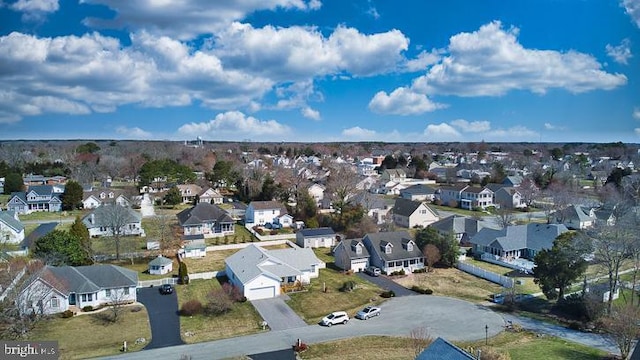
[351,192,394,224]
[19,222,57,255]
[459,186,494,210]
[415,337,475,360]
[436,185,467,207]
[392,198,439,228]
[428,215,486,245]
[594,207,616,226]
[274,213,294,228]
[363,231,424,274]
[502,175,524,187]
[0,177,5,194]
[82,189,132,209]
[296,227,336,248]
[225,244,325,300]
[470,223,569,260]
[178,238,207,258]
[400,184,437,202]
[82,204,145,238]
[176,184,203,204]
[381,168,406,183]
[245,201,287,225]
[177,202,234,238]
[494,187,526,209]
[7,185,63,214]
[307,183,326,208]
[551,205,597,230]
[225,201,247,221]
[198,187,223,205]
[333,239,370,272]
[19,264,137,315]
[148,255,173,275]
[0,211,25,244]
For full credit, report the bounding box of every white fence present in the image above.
[138,277,178,288]
[457,261,514,288]
[207,239,295,252]
[189,271,223,280]
[244,224,297,241]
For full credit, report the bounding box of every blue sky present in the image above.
[0,0,639,143]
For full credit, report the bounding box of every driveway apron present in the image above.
[137,287,184,349]
[251,295,307,331]
[357,272,417,297]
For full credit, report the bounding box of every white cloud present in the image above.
[606,39,632,65]
[544,122,566,130]
[342,126,377,139]
[10,0,58,13]
[301,106,321,120]
[450,119,490,133]
[366,1,380,19]
[368,87,446,115]
[635,128,640,136]
[115,126,152,139]
[412,21,626,96]
[622,0,640,28]
[80,0,322,40]
[488,126,538,139]
[177,111,291,140]
[634,107,640,120]
[403,49,443,72]
[423,123,461,141]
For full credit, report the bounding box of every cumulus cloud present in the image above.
[423,123,461,141]
[115,126,152,139]
[487,126,538,140]
[403,49,443,72]
[80,0,322,40]
[177,111,291,140]
[411,21,626,96]
[342,126,377,139]
[301,106,321,120]
[450,119,490,133]
[368,87,445,115]
[606,39,632,65]
[622,0,640,28]
[10,0,58,21]
[634,107,640,120]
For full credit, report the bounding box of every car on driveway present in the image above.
[364,266,381,276]
[159,284,174,295]
[320,311,349,326]
[355,306,381,320]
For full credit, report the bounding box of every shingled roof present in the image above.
[32,264,138,296]
[177,202,234,226]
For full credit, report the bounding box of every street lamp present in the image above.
[485,324,488,345]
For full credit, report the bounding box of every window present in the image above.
[105,289,111,297]
[81,294,87,302]
[50,297,59,308]
[124,287,129,295]
[87,294,93,301]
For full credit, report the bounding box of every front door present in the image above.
[69,293,76,305]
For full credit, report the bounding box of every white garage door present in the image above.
[248,286,276,300]
[352,259,368,272]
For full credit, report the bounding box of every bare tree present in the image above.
[494,204,515,229]
[423,244,440,272]
[601,302,640,359]
[325,164,359,217]
[0,260,46,339]
[153,209,180,254]
[101,204,137,261]
[409,326,433,358]
[105,288,130,323]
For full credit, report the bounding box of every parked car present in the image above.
[355,306,381,320]
[159,284,174,295]
[365,266,381,277]
[320,311,349,326]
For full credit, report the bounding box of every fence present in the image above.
[457,261,514,288]
[207,239,295,252]
[137,277,178,288]
[244,224,297,241]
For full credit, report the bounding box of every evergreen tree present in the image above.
[3,173,23,194]
[62,180,84,210]
[164,186,182,206]
[34,230,92,266]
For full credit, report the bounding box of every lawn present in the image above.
[300,331,608,360]
[394,267,503,303]
[176,279,264,344]
[18,210,84,222]
[430,204,482,217]
[27,305,151,360]
[286,249,385,324]
[107,256,179,280]
[91,236,147,256]
[182,249,239,273]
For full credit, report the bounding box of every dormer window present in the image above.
[407,243,413,251]
[109,192,114,198]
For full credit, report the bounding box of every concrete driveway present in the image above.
[251,295,307,331]
[357,272,417,297]
[136,287,184,349]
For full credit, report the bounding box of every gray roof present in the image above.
[20,222,57,250]
[484,183,506,192]
[429,215,486,237]
[470,223,569,252]
[81,204,141,228]
[393,198,436,217]
[334,239,370,260]
[298,227,335,237]
[351,192,393,211]
[364,231,422,262]
[148,256,173,266]
[0,211,24,233]
[248,201,287,212]
[401,184,437,195]
[416,337,475,360]
[553,205,596,224]
[503,175,524,186]
[177,202,234,226]
[37,264,138,296]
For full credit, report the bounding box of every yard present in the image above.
[299,331,608,360]
[182,249,238,273]
[286,249,385,324]
[176,279,264,344]
[18,210,83,222]
[106,256,179,280]
[91,236,147,257]
[27,305,151,360]
[462,258,542,294]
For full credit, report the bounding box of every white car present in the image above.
[355,306,381,320]
[320,311,349,326]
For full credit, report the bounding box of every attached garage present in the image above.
[351,258,369,272]
[248,286,276,300]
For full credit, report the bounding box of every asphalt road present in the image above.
[100,295,505,360]
[136,287,184,349]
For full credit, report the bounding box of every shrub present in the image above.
[381,290,396,298]
[181,300,204,316]
[293,342,308,352]
[410,286,434,295]
[412,268,427,274]
[222,282,244,302]
[340,281,356,292]
[60,310,74,318]
[206,288,233,315]
[130,306,143,313]
[270,230,278,235]
[82,305,93,312]
[178,262,189,285]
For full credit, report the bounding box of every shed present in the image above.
[148,255,173,275]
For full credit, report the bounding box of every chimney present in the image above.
[90,213,95,224]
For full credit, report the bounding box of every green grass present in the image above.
[107,256,179,280]
[286,248,385,324]
[18,210,84,222]
[176,279,264,344]
[28,305,151,360]
[430,204,481,217]
[182,249,239,273]
[91,236,147,256]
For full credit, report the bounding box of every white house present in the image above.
[198,187,223,205]
[307,183,326,208]
[81,204,145,238]
[0,211,25,244]
[392,198,439,228]
[245,201,288,225]
[295,227,336,248]
[177,184,203,204]
[19,265,137,315]
[225,244,325,300]
[148,255,173,275]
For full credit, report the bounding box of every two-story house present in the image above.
[245,201,288,226]
[82,189,132,209]
[176,184,203,204]
[381,168,407,183]
[7,185,63,214]
[363,231,424,274]
[392,198,439,228]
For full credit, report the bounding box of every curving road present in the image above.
[100,295,505,360]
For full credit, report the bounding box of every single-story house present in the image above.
[0,211,25,244]
[82,204,145,238]
[333,239,370,272]
[399,184,437,202]
[351,191,394,225]
[148,255,173,275]
[177,202,234,238]
[82,189,132,209]
[19,264,137,315]
[225,244,325,300]
[470,223,569,260]
[551,205,596,230]
[392,198,439,228]
[225,201,247,221]
[178,237,207,258]
[428,215,487,245]
[296,227,336,248]
[363,231,424,274]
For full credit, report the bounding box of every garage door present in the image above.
[352,259,368,272]
[248,286,276,300]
